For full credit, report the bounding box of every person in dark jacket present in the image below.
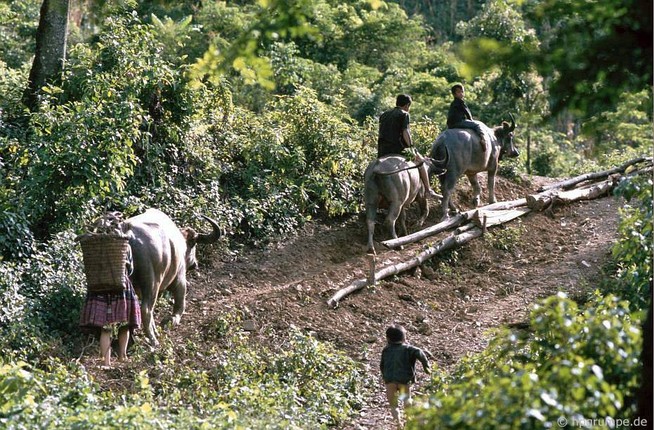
[447,84,487,151]
[378,94,439,199]
[380,324,431,427]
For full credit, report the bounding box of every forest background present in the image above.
[0,0,652,428]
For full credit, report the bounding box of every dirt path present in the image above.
[84,174,620,429]
[167,175,620,429]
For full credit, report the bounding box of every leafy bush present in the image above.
[610,174,652,310]
[487,223,525,252]
[583,90,653,156]
[0,325,369,429]
[0,0,40,69]
[408,293,642,429]
[0,231,86,361]
[530,130,582,177]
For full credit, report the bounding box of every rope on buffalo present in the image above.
[372,158,426,176]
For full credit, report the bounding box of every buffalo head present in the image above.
[498,113,519,161]
[181,214,222,271]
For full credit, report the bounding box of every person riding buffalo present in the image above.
[447,84,487,151]
[377,94,439,199]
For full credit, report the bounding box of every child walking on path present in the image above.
[380,324,431,428]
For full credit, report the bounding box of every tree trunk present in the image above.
[538,157,650,191]
[470,207,532,229]
[528,178,617,211]
[635,300,653,425]
[381,212,471,249]
[23,0,71,111]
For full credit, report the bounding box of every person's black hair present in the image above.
[451,84,464,95]
[386,324,406,343]
[396,94,412,107]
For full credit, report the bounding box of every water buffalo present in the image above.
[430,114,518,220]
[364,156,444,254]
[123,209,221,346]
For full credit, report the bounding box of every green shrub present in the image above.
[408,293,642,429]
[0,231,86,361]
[487,223,525,252]
[610,175,652,310]
[0,326,369,430]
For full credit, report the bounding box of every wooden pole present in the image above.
[327,228,482,307]
[528,177,617,211]
[382,198,528,249]
[538,156,651,191]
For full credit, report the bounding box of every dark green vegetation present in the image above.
[0,0,651,428]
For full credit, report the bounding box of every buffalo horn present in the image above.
[196,215,222,244]
[508,113,516,132]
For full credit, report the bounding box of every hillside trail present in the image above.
[175,174,620,429]
[91,174,621,429]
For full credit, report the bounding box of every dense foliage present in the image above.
[1,324,368,429]
[408,293,642,429]
[0,0,652,428]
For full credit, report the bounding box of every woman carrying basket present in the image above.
[79,213,141,367]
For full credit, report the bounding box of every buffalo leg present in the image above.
[487,170,497,204]
[416,196,429,227]
[398,208,408,237]
[170,279,187,326]
[141,299,159,347]
[438,177,456,221]
[365,200,379,254]
[385,202,403,241]
[467,173,482,207]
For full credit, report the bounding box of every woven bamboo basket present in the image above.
[78,234,130,293]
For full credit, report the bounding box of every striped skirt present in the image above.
[79,280,142,331]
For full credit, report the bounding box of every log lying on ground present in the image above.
[539,156,651,191]
[381,212,471,249]
[550,177,618,208]
[327,228,482,307]
[471,207,532,228]
[382,198,528,249]
[528,177,617,211]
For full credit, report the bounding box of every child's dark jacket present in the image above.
[380,343,430,384]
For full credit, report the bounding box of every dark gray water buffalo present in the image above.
[124,209,221,346]
[430,114,518,220]
[364,155,444,254]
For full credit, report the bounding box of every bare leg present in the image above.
[414,154,439,199]
[386,383,410,428]
[100,329,112,366]
[386,382,401,424]
[118,326,130,360]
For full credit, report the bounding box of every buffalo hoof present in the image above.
[145,336,159,349]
